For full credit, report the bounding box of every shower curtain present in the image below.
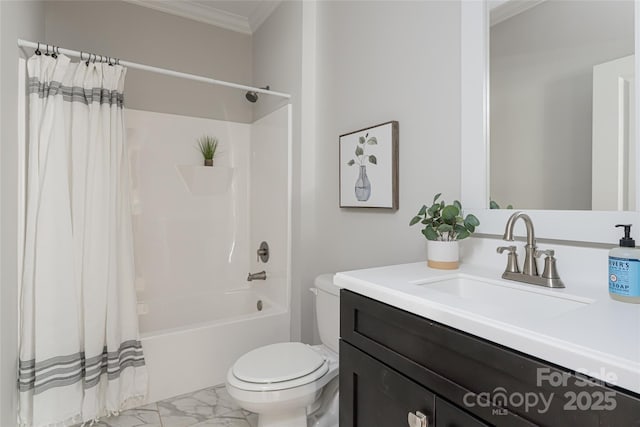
[18,53,147,427]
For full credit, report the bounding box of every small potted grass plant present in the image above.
[410,193,480,269]
[197,135,219,166]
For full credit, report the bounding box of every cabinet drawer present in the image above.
[340,340,435,427]
[340,289,640,426]
[436,397,489,427]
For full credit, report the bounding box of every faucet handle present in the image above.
[497,246,520,273]
[257,241,269,263]
[534,249,555,258]
[534,249,564,286]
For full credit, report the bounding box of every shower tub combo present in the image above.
[126,106,292,403]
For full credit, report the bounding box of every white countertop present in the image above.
[334,262,640,394]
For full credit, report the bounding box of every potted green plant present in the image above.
[409,193,480,269]
[197,135,219,166]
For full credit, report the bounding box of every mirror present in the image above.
[489,0,635,211]
[460,0,640,243]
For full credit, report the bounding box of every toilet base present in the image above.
[258,408,307,427]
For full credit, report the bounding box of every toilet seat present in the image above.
[228,342,332,392]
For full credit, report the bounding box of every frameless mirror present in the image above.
[489,0,635,211]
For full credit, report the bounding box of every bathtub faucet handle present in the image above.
[257,241,269,263]
[247,271,267,281]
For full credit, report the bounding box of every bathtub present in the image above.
[138,289,290,403]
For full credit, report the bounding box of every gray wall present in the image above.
[490,0,634,210]
[45,0,254,123]
[0,2,45,424]
[252,1,301,123]
[253,1,462,344]
[305,0,461,343]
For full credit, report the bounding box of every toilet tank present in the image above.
[314,274,341,354]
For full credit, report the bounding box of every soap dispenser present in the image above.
[609,224,640,303]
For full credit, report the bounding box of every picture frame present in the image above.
[339,121,398,209]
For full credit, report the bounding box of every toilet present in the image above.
[226,274,340,427]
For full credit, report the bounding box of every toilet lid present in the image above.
[232,342,325,384]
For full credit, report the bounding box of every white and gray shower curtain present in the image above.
[19,53,147,427]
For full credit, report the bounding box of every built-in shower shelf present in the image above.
[176,165,233,196]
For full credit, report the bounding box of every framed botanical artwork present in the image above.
[339,121,398,209]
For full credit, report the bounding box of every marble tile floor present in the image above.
[74,384,257,427]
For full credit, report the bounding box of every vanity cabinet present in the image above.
[339,290,640,427]
[341,341,488,427]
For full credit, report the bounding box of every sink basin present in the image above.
[414,275,593,320]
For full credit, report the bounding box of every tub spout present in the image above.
[247,271,267,281]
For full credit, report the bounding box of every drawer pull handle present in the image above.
[408,411,428,427]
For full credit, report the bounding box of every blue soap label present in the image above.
[609,256,640,296]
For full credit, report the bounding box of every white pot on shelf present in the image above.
[426,240,459,270]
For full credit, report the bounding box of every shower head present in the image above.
[245,86,270,103]
[245,91,258,103]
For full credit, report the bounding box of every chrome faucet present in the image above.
[497,212,564,288]
[247,271,267,281]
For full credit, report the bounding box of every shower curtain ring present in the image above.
[52,46,57,59]
[35,42,41,56]
[44,44,49,56]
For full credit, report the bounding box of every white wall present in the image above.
[301,0,461,343]
[0,2,45,424]
[490,0,634,210]
[44,0,254,123]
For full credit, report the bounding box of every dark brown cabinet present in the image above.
[339,289,640,427]
[435,397,489,427]
[341,340,488,427]
[340,341,435,426]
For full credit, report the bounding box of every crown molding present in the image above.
[490,0,546,26]
[249,1,281,33]
[123,0,252,34]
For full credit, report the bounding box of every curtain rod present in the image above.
[17,39,291,100]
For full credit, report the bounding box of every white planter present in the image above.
[426,240,459,270]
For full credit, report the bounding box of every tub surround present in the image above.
[335,261,640,395]
[126,107,292,404]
